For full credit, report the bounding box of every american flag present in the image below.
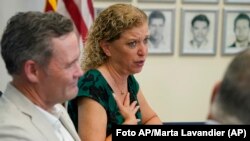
[45,0,94,47]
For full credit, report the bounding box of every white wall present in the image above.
[0,0,245,122]
[0,0,45,91]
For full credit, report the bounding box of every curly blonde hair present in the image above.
[81,3,147,71]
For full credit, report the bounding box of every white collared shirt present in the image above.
[36,105,74,141]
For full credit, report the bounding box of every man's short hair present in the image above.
[234,13,250,29]
[148,10,166,25]
[191,14,210,27]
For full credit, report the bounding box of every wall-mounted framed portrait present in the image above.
[182,0,219,4]
[138,0,175,3]
[143,8,175,54]
[222,9,250,55]
[180,9,218,56]
[224,0,250,4]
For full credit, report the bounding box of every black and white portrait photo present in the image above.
[181,9,218,55]
[222,10,250,55]
[144,9,175,54]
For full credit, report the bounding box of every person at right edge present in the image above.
[207,49,250,124]
[68,3,162,141]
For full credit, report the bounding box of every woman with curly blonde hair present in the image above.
[68,3,162,141]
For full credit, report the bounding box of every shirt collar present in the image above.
[35,105,63,129]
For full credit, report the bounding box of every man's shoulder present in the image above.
[0,95,29,122]
[0,97,34,138]
[228,42,250,48]
[248,42,250,47]
[0,96,59,140]
[0,94,17,113]
[0,119,45,140]
[228,42,236,48]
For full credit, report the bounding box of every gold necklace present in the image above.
[107,65,126,95]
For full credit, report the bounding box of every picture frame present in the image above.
[180,9,218,56]
[224,0,250,4]
[222,9,250,55]
[143,8,175,54]
[182,0,219,4]
[138,0,175,3]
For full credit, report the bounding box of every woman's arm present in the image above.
[78,97,108,141]
[77,92,145,141]
[137,89,163,125]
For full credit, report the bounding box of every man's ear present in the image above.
[210,81,221,103]
[24,60,40,83]
[207,81,221,120]
[100,40,111,56]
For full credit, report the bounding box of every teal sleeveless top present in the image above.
[68,69,142,136]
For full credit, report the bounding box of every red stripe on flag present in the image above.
[45,1,54,12]
[63,0,88,42]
